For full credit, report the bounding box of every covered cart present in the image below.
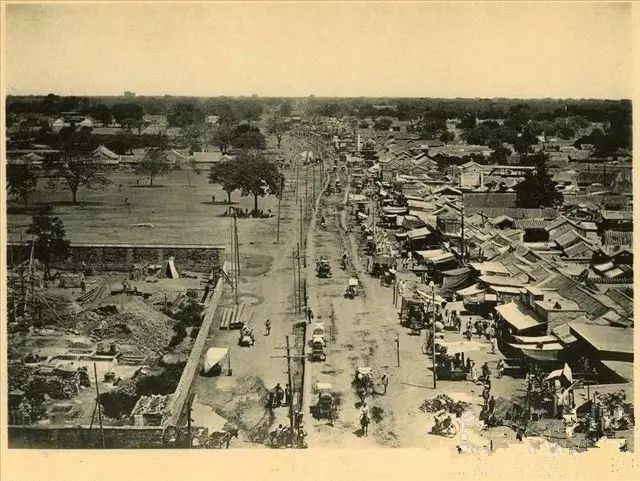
[202,347,231,376]
[313,383,337,421]
[345,278,359,299]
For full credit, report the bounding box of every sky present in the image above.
[3,2,634,99]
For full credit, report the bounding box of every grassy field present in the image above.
[6,169,289,247]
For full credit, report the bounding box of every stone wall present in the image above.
[8,425,165,449]
[7,242,223,273]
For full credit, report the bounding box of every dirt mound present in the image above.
[419,394,471,416]
[204,375,272,443]
[91,298,175,353]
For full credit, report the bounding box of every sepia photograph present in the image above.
[1,1,637,478]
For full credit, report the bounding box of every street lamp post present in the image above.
[429,280,437,389]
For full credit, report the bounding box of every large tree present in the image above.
[112,103,143,125]
[47,154,111,204]
[208,123,235,154]
[515,154,563,208]
[26,209,70,279]
[7,165,38,208]
[168,103,205,128]
[208,161,240,204]
[231,130,266,150]
[135,148,172,186]
[265,111,288,148]
[234,151,284,212]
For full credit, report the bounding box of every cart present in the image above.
[316,257,332,278]
[313,383,337,421]
[353,366,374,394]
[345,278,359,299]
[311,337,326,361]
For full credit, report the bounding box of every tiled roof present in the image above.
[563,241,596,259]
[603,230,633,246]
[513,219,549,230]
[604,289,634,315]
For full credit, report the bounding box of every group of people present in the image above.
[221,207,273,218]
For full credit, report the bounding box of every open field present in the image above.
[6,169,284,247]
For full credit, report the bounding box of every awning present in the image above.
[513,335,558,344]
[456,284,485,297]
[407,227,432,240]
[490,285,525,294]
[496,302,545,332]
[428,252,456,265]
[414,248,445,259]
[436,339,483,355]
[444,301,466,313]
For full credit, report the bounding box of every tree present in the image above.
[373,117,393,131]
[112,103,143,125]
[26,209,70,279]
[265,112,288,148]
[7,165,38,208]
[489,144,512,164]
[134,148,172,186]
[181,124,205,154]
[459,113,477,129]
[168,103,205,128]
[439,130,455,144]
[231,130,266,150]
[515,155,563,208]
[186,158,201,187]
[47,154,111,204]
[208,161,240,204]
[208,123,235,154]
[234,151,284,212]
[87,103,112,125]
[279,100,294,117]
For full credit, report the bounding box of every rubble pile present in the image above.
[90,298,175,353]
[419,394,471,415]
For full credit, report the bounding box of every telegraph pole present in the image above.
[460,205,465,262]
[276,177,284,243]
[271,336,306,448]
[296,243,302,313]
[292,254,298,314]
[93,363,105,448]
[233,214,240,304]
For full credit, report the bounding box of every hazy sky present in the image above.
[4,2,634,99]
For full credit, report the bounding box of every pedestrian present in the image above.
[265,319,271,336]
[471,361,479,383]
[271,424,284,446]
[306,307,314,323]
[490,336,498,354]
[496,359,505,379]
[482,384,491,408]
[381,374,389,395]
[488,395,496,414]
[212,194,216,204]
[465,357,472,373]
[481,362,491,381]
[80,279,86,293]
[285,383,291,406]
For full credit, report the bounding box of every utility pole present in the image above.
[460,204,465,263]
[233,214,240,305]
[395,333,400,367]
[296,243,302,313]
[276,176,284,243]
[292,254,298,314]
[430,283,437,389]
[93,363,105,448]
[187,394,193,448]
[271,336,306,448]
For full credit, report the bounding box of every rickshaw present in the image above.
[345,278,359,299]
[316,257,332,278]
[380,268,396,287]
[313,383,337,421]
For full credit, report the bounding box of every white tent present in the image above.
[158,256,180,279]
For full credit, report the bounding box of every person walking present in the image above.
[306,307,314,323]
[496,358,505,379]
[381,374,389,395]
[265,319,271,336]
[212,194,216,204]
[471,361,479,384]
[481,362,491,382]
[482,384,491,409]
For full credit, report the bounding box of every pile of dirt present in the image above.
[419,394,471,416]
[204,375,273,443]
[91,298,175,353]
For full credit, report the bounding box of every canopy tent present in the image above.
[414,248,445,259]
[406,227,432,241]
[158,257,180,279]
[427,252,456,265]
[496,301,545,332]
[348,278,359,287]
[203,347,229,374]
[382,206,409,215]
[544,363,573,385]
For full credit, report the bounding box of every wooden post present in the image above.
[286,335,295,446]
[93,363,105,448]
[395,334,400,367]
